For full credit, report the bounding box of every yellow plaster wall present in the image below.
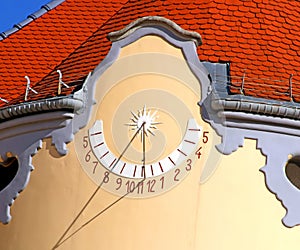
[2,139,299,250]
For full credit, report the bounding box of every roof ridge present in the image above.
[0,0,65,41]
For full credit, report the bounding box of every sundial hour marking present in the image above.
[90,131,102,136]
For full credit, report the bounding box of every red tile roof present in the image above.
[1,0,300,108]
[0,0,127,107]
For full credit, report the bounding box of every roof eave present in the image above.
[0,95,83,121]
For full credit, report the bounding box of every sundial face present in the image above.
[74,38,215,197]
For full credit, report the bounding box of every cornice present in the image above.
[212,98,300,121]
[108,16,202,46]
[0,96,83,121]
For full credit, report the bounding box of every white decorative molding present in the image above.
[108,16,202,46]
[0,77,86,223]
[0,96,82,121]
[203,76,300,227]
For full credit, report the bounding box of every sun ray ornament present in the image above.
[126,106,161,139]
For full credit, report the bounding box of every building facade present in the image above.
[1,1,300,249]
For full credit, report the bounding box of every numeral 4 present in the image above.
[195,147,202,159]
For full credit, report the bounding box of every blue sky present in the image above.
[0,0,51,33]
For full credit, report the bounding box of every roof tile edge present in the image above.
[0,0,65,40]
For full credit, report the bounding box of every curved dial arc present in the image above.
[89,118,201,179]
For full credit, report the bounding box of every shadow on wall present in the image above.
[0,156,19,191]
[286,155,300,190]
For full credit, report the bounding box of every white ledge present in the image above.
[0,96,83,121]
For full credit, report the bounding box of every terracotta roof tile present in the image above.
[0,0,127,107]
[1,0,300,107]
[244,1,257,8]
